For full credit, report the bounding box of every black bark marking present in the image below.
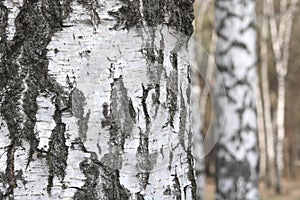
[186,65,191,104]
[0,3,8,90]
[218,40,250,56]
[101,102,111,128]
[141,84,151,126]
[109,0,194,36]
[178,89,187,152]
[172,172,181,200]
[186,151,197,200]
[141,31,164,119]
[165,51,179,128]
[240,20,256,34]
[70,140,131,200]
[216,30,229,41]
[99,166,131,200]
[170,51,178,70]
[163,185,171,196]
[73,158,101,200]
[73,148,130,200]
[47,101,68,194]
[0,6,13,197]
[107,0,142,30]
[128,98,136,122]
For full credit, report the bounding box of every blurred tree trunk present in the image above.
[256,76,266,180]
[266,0,299,193]
[194,0,217,178]
[214,0,259,199]
[260,0,276,187]
[0,0,202,199]
[201,31,216,177]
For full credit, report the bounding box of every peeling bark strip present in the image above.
[0,0,200,199]
[214,0,259,199]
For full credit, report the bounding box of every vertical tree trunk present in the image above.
[0,0,202,199]
[199,31,216,125]
[256,77,266,180]
[260,1,275,186]
[266,0,299,193]
[275,73,285,194]
[214,0,259,199]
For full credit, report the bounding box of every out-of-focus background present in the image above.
[193,0,300,199]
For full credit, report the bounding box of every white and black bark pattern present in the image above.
[0,0,201,199]
[214,0,259,199]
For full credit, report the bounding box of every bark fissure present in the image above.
[47,101,68,194]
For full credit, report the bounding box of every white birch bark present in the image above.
[266,0,299,193]
[214,0,259,199]
[0,0,202,199]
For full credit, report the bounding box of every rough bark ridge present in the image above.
[214,0,259,199]
[0,0,199,199]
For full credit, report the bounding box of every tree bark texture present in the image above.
[0,0,202,199]
[214,0,259,199]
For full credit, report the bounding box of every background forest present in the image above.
[194,0,300,199]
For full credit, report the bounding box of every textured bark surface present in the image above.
[0,0,201,199]
[214,0,259,199]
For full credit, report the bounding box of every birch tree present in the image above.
[259,0,276,187]
[214,0,259,199]
[266,0,299,193]
[0,0,202,199]
[256,74,266,181]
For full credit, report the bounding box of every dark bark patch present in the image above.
[47,102,68,193]
[73,158,101,200]
[0,3,8,90]
[108,0,194,36]
[178,89,187,151]
[101,78,134,170]
[107,0,142,30]
[141,84,151,126]
[166,65,178,127]
[70,87,90,141]
[172,172,182,199]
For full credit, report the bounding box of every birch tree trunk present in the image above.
[256,76,266,180]
[260,1,275,187]
[0,0,202,199]
[266,0,299,193]
[214,0,259,199]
